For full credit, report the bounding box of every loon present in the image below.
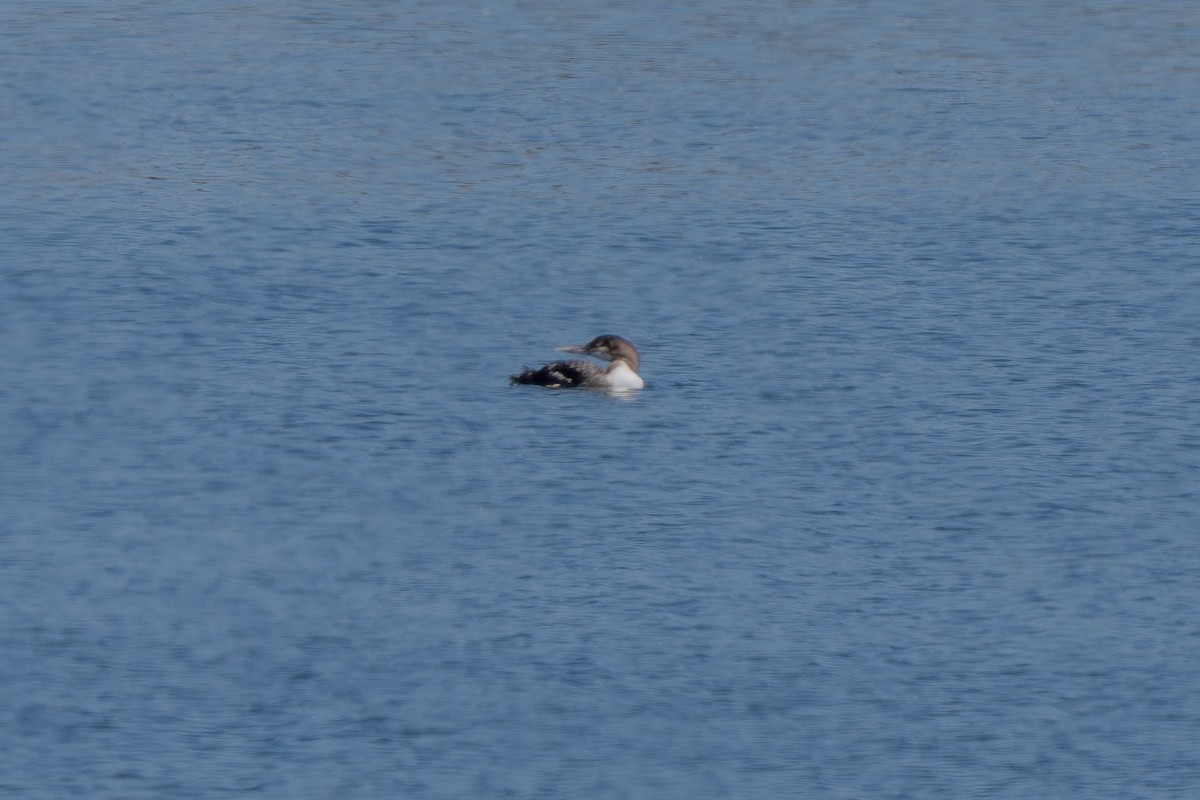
[510,335,644,391]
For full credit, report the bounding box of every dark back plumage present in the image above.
[510,359,605,388]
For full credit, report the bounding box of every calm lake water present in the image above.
[3,1,1199,798]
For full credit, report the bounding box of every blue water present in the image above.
[3,1,1199,798]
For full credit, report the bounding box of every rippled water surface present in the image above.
[3,1,1199,798]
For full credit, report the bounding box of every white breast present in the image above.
[606,361,644,391]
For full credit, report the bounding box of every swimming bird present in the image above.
[510,335,644,391]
